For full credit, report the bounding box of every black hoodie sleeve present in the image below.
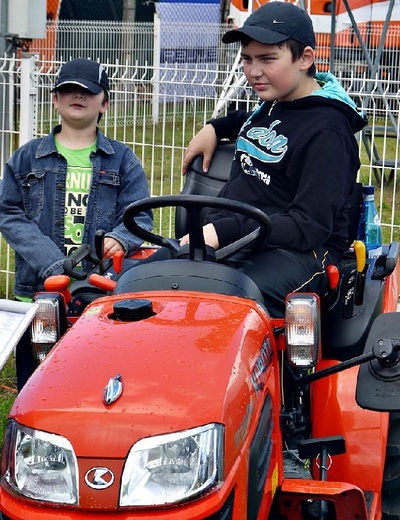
[208,110,251,141]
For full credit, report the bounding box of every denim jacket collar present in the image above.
[36,125,114,158]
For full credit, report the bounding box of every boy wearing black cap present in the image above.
[181,1,367,317]
[0,58,153,389]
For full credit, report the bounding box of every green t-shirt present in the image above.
[15,141,96,300]
[56,140,97,256]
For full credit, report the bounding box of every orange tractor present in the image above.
[0,145,400,519]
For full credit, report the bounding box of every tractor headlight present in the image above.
[31,295,64,363]
[285,293,320,367]
[2,420,78,504]
[120,423,224,506]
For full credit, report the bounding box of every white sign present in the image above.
[0,300,37,370]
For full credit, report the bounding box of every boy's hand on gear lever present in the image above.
[103,237,124,258]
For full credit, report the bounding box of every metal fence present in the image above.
[0,19,399,298]
[31,20,155,65]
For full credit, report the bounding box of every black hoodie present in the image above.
[207,79,367,259]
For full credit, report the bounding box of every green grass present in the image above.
[0,359,17,442]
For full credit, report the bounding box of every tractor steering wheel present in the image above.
[123,195,271,262]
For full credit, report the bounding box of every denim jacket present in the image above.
[0,126,153,297]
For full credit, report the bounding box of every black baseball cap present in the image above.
[222,1,315,49]
[52,58,110,95]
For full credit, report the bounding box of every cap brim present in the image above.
[222,26,289,45]
[52,80,104,94]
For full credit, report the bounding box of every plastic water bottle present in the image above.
[357,185,382,259]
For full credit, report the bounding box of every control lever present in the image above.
[95,230,106,275]
[89,273,117,292]
[354,240,366,306]
[327,264,339,299]
[372,241,400,280]
[113,250,124,274]
[63,244,94,280]
[44,275,72,304]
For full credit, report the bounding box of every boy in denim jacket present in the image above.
[0,58,153,389]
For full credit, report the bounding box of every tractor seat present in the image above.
[175,141,235,238]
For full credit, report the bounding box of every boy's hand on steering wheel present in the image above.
[179,223,220,250]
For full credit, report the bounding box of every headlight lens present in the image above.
[120,423,224,506]
[3,420,78,504]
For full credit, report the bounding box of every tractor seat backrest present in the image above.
[175,141,235,239]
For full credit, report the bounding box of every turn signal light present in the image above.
[30,294,65,363]
[285,293,320,367]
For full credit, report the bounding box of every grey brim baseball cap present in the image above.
[52,58,110,95]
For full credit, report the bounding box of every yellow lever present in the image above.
[354,240,366,273]
[354,240,366,306]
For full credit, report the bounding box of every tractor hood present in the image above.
[12,291,273,459]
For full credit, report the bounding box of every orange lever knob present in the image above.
[327,265,340,290]
[44,275,72,303]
